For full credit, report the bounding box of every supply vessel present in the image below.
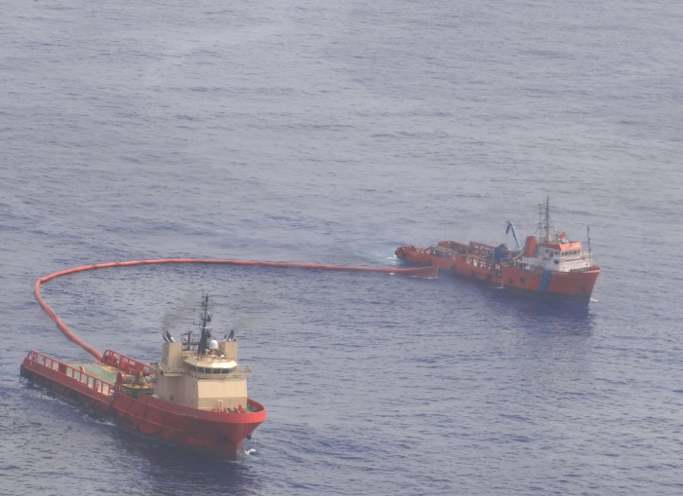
[20,295,266,458]
[396,198,600,298]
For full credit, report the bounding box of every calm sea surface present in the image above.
[1,1,682,495]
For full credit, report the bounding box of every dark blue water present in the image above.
[2,1,682,494]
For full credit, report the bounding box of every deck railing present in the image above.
[25,351,114,397]
[101,349,153,376]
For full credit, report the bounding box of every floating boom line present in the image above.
[34,257,438,361]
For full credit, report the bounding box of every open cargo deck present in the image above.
[20,351,117,413]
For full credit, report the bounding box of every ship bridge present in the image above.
[530,240,590,272]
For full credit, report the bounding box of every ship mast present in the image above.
[544,196,551,242]
[197,294,212,355]
[537,196,552,242]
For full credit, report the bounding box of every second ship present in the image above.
[396,198,600,299]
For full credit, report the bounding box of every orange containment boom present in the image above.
[34,257,438,361]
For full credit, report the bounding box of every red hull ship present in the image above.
[396,199,600,298]
[21,296,266,458]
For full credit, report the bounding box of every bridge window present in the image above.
[194,366,232,375]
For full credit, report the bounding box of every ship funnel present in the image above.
[523,236,538,257]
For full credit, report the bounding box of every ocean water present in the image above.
[1,1,682,494]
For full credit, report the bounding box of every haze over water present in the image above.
[1,1,682,495]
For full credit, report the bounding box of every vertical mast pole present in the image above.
[537,202,543,239]
[544,196,550,242]
[198,294,211,355]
